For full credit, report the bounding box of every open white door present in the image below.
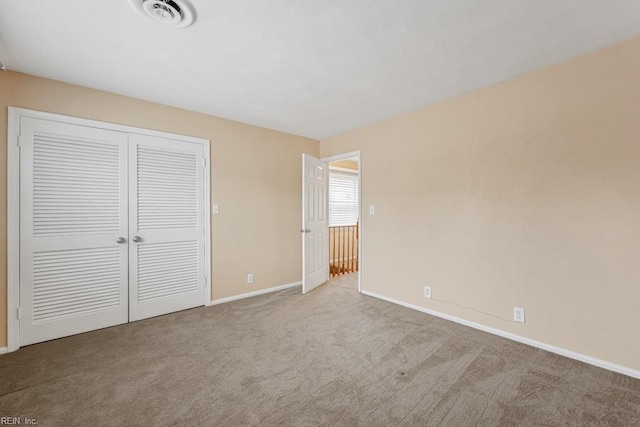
[302,154,329,293]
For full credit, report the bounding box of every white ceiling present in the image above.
[1,1,640,139]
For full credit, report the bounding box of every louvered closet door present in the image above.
[19,118,129,346]
[128,133,205,321]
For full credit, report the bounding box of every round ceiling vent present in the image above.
[129,0,196,28]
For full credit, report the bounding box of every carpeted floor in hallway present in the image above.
[1,273,639,426]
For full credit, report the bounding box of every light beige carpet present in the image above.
[1,274,639,426]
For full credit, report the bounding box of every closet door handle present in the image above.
[116,237,126,244]
[132,236,142,243]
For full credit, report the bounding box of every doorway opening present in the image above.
[325,152,360,292]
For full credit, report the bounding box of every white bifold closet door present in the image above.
[128,134,205,321]
[19,117,206,346]
[19,118,129,346]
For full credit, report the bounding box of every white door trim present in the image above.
[6,107,212,353]
[7,108,20,353]
[322,150,362,294]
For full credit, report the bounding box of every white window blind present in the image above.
[329,170,359,226]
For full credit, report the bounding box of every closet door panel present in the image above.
[19,117,129,346]
[128,133,205,321]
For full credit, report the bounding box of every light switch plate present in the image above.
[213,204,219,215]
[369,205,375,215]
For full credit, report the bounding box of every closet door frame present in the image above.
[7,107,211,353]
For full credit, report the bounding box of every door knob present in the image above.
[132,236,142,242]
[116,237,126,244]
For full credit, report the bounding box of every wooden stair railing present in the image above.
[329,222,359,277]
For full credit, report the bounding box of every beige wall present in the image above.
[321,37,640,370]
[0,71,318,348]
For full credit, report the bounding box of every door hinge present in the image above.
[204,277,208,288]
[17,307,22,320]
[17,135,22,148]
[202,157,206,167]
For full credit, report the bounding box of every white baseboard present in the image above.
[0,347,8,355]
[210,281,302,306]
[361,290,640,380]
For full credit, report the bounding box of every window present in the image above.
[329,170,359,226]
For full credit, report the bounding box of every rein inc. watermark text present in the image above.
[0,417,37,425]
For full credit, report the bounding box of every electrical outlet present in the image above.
[424,286,431,298]
[513,307,525,323]
[247,273,254,284]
